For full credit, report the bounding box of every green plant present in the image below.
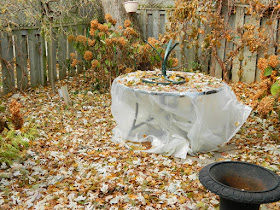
[0,129,28,165]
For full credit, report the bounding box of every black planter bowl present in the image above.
[199,161,280,210]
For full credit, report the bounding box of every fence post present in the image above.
[0,32,16,94]
[14,30,29,90]
[232,6,245,82]
[39,31,47,86]
[28,29,42,87]
[58,27,67,80]
[48,28,58,83]
[48,28,56,94]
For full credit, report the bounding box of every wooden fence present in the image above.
[136,4,280,83]
[1,4,279,95]
[0,24,89,94]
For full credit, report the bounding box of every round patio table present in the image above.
[111,71,252,158]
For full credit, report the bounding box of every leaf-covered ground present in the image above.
[0,72,279,209]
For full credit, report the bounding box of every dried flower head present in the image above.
[118,26,124,30]
[105,38,113,46]
[71,59,78,67]
[118,37,126,47]
[90,19,99,29]
[260,78,273,91]
[257,96,275,116]
[268,55,279,68]
[147,37,160,47]
[91,60,99,68]
[88,39,96,47]
[110,18,117,25]
[124,20,131,28]
[257,58,268,71]
[84,51,93,61]
[89,28,96,36]
[67,34,76,42]
[172,58,179,67]
[98,24,109,33]
[70,53,76,59]
[123,27,138,38]
[105,14,117,25]
[105,14,112,22]
[76,35,87,45]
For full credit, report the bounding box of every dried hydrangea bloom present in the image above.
[257,96,274,116]
[71,59,78,67]
[70,53,76,59]
[67,34,76,42]
[172,58,179,67]
[123,27,138,37]
[98,24,109,33]
[88,39,95,47]
[76,35,87,45]
[252,89,266,100]
[257,58,268,71]
[105,14,112,21]
[90,19,99,29]
[110,18,117,25]
[91,60,99,68]
[250,100,259,109]
[271,70,278,82]
[84,51,93,61]
[105,38,113,46]
[111,38,118,43]
[105,14,117,25]
[147,37,160,47]
[260,78,273,91]
[118,37,126,46]
[124,19,131,28]
[89,28,95,36]
[268,55,279,68]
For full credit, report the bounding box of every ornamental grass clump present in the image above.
[254,55,280,119]
[69,14,178,92]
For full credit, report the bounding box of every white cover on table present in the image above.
[111,73,252,158]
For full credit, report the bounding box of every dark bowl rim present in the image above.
[208,161,280,193]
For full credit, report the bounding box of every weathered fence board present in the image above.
[28,29,42,87]
[231,6,245,82]
[58,28,67,80]
[14,30,28,90]
[138,8,168,40]
[47,29,58,83]
[240,15,259,83]
[0,33,15,94]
